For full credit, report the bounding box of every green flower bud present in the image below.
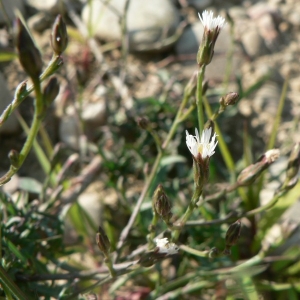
[14,18,43,80]
[96,226,111,257]
[43,77,60,106]
[51,15,68,55]
[14,81,27,102]
[153,184,172,222]
[8,150,20,169]
[223,92,239,106]
[225,220,242,247]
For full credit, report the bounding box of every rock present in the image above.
[82,0,180,52]
[81,101,107,126]
[25,0,66,14]
[27,12,53,33]
[241,25,268,58]
[0,0,24,23]
[0,72,19,135]
[188,0,213,11]
[175,22,203,56]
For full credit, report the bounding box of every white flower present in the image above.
[155,238,179,255]
[198,10,226,31]
[186,128,218,160]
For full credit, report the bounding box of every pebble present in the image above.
[188,0,213,11]
[241,25,267,58]
[81,0,180,52]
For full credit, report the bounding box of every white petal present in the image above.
[198,10,226,31]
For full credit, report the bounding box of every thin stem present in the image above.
[196,66,206,134]
[172,187,202,242]
[105,257,116,278]
[0,78,44,185]
[0,55,62,128]
[179,244,209,257]
[148,212,159,249]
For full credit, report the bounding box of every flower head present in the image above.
[155,238,179,255]
[197,10,226,66]
[198,10,226,31]
[186,128,218,160]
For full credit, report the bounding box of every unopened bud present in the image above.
[14,18,43,80]
[8,150,20,169]
[137,117,150,130]
[51,15,68,55]
[225,220,242,247]
[43,77,60,106]
[96,226,111,257]
[223,92,239,106]
[153,184,172,222]
[237,149,280,186]
[14,81,27,101]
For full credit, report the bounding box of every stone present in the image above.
[81,101,107,125]
[241,25,268,58]
[25,0,66,14]
[27,12,53,33]
[187,0,213,11]
[0,0,24,23]
[175,22,203,56]
[0,72,19,135]
[81,0,180,52]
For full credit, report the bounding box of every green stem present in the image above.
[147,212,159,249]
[196,66,206,134]
[0,265,30,300]
[0,55,62,128]
[172,187,202,242]
[179,244,209,257]
[245,192,283,217]
[0,79,43,185]
[105,257,116,278]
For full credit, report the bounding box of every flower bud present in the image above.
[237,149,280,186]
[43,77,60,106]
[153,184,172,222]
[14,18,43,80]
[197,11,226,67]
[96,226,111,257]
[51,15,68,55]
[8,150,20,169]
[223,92,239,106]
[225,220,242,247]
[14,81,27,102]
